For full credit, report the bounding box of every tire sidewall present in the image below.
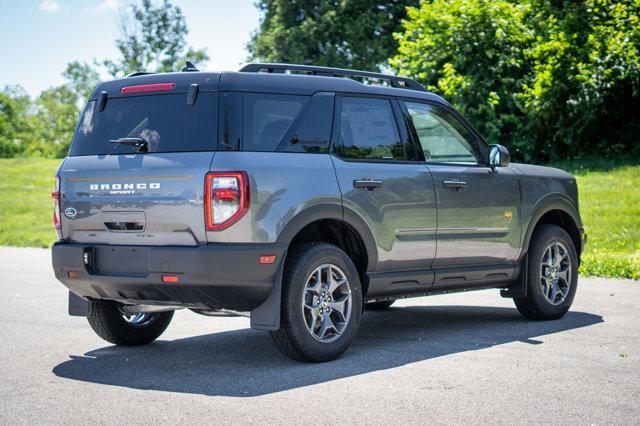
[527,225,579,318]
[282,243,363,361]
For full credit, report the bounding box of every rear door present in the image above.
[401,100,521,272]
[59,89,219,246]
[331,95,437,273]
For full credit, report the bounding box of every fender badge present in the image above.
[504,210,513,223]
[64,207,77,219]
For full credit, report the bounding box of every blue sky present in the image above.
[0,0,261,96]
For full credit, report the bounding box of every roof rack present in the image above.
[238,63,426,92]
[125,71,155,78]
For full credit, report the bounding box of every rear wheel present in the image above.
[87,301,174,346]
[365,300,395,310]
[514,224,578,320]
[271,242,363,362]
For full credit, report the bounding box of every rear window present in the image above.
[70,93,217,156]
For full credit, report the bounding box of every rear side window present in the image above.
[336,97,404,160]
[70,93,217,156]
[242,92,333,153]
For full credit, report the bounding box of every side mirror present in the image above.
[488,144,510,168]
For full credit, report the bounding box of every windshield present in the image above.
[70,92,217,156]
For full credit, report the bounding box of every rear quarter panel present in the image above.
[207,152,342,243]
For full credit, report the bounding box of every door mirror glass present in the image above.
[488,144,510,167]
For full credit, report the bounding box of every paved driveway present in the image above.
[0,246,638,424]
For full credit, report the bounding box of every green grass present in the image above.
[0,158,60,248]
[0,157,638,279]
[551,159,640,280]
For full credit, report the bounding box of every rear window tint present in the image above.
[242,93,332,153]
[70,93,217,156]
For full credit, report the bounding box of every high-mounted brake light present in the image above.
[120,83,176,94]
[52,175,62,240]
[205,172,249,231]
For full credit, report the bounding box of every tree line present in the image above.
[2,0,638,163]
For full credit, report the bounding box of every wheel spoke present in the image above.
[318,312,337,339]
[330,297,348,322]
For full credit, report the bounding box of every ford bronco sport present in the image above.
[52,63,586,362]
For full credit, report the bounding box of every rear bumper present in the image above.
[52,242,287,311]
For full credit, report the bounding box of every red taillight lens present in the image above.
[120,83,175,94]
[205,172,249,231]
[53,175,62,239]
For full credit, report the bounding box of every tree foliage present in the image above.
[103,0,208,77]
[248,0,419,71]
[392,0,640,162]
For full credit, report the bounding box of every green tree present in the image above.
[103,0,209,77]
[249,0,419,71]
[391,0,534,157]
[520,0,640,160]
[63,61,101,102]
[33,86,79,157]
[0,86,38,158]
[392,0,640,162]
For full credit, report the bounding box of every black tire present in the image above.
[87,300,174,346]
[514,224,579,320]
[365,300,395,310]
[271,242,363,362]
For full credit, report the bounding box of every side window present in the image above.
[337,97,404,160]
[404,101,480,165]
[241,93,332,153]
[243,93,306,152]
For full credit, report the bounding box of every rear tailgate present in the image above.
[59,81,219,246]
[60,152,214,246]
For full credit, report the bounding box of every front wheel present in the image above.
[514,224,579,320]
[87,301,174,346]
[271,242,363,362]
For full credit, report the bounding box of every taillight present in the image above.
[205,172,249,231]
[52,175,62,240]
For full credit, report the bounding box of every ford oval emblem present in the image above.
[64,207,77,219]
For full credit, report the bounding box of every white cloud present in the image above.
[39,0,61,13]
[86,0,119,14]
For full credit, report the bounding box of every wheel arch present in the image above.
[276,203,378,274]
[521,196,583,263]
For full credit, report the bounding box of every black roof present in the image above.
[92,65,449,106]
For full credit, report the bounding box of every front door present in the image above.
[401,100,521,270]
[331,95,437,273]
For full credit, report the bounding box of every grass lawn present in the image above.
[0,157,638,279]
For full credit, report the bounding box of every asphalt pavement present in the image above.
[0,246,638,424]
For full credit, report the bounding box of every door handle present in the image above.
[443,180,468,191]
[353,178,383,190]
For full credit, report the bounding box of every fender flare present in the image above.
[251,203,378,331]
[275,203,378,272]
[519,194,582,261]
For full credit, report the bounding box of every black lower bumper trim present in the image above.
[52,242,287,311]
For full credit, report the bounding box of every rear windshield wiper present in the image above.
[109,137,148,152]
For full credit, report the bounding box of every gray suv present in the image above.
[52,63,586,362]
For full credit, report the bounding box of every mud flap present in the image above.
[68,291,92,317]
[500,254,528,299]
[250,250,287,331]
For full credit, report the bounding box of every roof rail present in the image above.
[238,63,426,92]
[125,71,155,78]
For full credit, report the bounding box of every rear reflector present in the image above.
[67,271,80,279]
[162,275,179,283]
[121,83,176,94]
[259,255,277,265]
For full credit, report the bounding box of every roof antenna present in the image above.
[182,61,199,72]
